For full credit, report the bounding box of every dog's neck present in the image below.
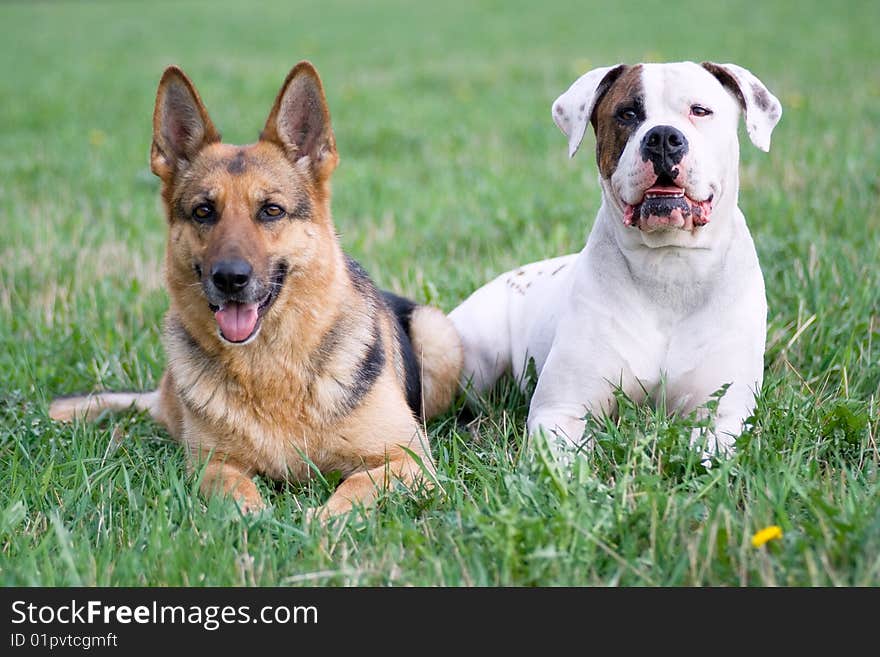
[590,185,744,315]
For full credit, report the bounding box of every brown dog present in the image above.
[50,62,462,519]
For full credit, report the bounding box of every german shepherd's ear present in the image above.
[260,61,338,183]
[151,66,220,180]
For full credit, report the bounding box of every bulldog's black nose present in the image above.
[640,125,689,176]
[211,258,253,294]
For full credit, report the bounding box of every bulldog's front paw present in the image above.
[527,410,588,450]
[690,426,737,468]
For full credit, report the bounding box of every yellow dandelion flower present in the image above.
[751,525,783,548]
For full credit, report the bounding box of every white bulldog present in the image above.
[450,61,782,457]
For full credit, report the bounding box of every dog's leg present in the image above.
[448,274,514,396]
[668,362,760,459]
[307,446,433,521]
[687,383,759,459]
[667,320,764,460]
[527,406,590,448]
[526,327,642,453]
[200,458,265,513]
[450,255,577,404]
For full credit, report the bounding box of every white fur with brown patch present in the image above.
[452,61,782,460]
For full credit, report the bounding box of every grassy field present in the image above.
[1,0,878,586]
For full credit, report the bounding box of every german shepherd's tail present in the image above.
[383,290,463,421]
[408,305,463,419]
[49,390,162,424]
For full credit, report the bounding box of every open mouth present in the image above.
[623,178,713,233]
[208,264,288,345]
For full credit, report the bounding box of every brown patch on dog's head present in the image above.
[150,62,343,347]
[591,64,644,179]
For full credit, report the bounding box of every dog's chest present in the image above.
[164,322,354,480]
[172,363,311,474]
[590,266,723,382]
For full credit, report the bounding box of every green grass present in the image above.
[1,0,879,586]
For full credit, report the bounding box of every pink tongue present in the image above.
[214,303,259,342]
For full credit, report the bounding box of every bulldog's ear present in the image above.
[702,62,782,152]
[260,61,338,183]
[552,64,625,159]
[151,66,220,180]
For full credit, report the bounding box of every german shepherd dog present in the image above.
[50,62,462,519]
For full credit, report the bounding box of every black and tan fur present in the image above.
[50,62,462,519]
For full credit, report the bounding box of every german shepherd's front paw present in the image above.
[235,493,267,515]
[303,498,355,525]
[201,461,266,515]
[302,506,329,525]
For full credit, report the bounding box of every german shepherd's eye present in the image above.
[192,203,216,224]
[258,204,286,222]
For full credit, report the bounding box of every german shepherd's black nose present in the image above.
[211,259,253,294]
[640,125,688,176]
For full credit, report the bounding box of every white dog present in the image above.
[450,61,782,456]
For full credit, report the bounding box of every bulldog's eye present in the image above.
[258,204,286,222]
[690,104,713,117]
[192,203,216,224]
[616,107,639,122]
